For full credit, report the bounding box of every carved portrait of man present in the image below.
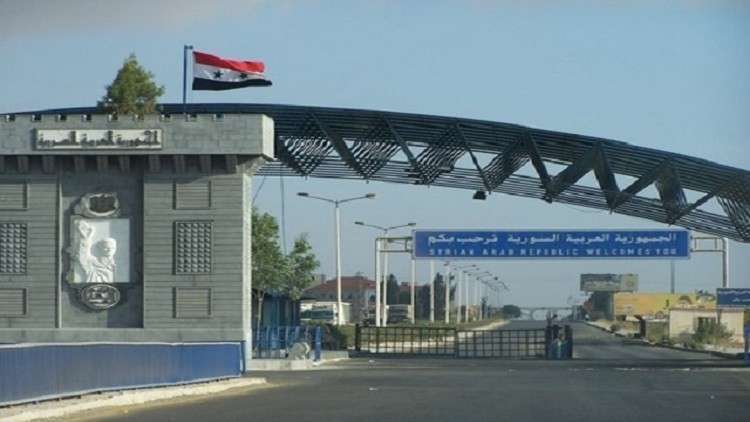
[74,220,117,284]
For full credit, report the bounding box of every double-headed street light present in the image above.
[452,264,478,323]
[466,268,492,321]
[355,221,416,326]
[476,275,507,318]
[297,192,376,325]
[469,271,494,320]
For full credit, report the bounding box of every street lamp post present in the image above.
[298,192,376,325]
[355,221,416,326]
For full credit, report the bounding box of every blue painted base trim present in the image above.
[0,342,243,407]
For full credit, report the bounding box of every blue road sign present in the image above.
[412,229,690,260]
[717,288,750,309]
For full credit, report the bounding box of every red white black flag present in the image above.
[192,51,272,90]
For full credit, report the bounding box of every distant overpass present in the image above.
[519,307,572,321]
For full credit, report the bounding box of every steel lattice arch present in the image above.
[24,103,750,243]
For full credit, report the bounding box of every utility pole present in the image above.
[410,258,416,324]
[382,229,389,327]
[464,274,470,322]
[444,263,450,324]
[429,261,435,323]
[334,204,342,324]
[669,260,676,293]
[457,270,463,323]
[723,237,730,288]
[375,238,381,327]
[482,283,486,320]
[691,235,731,288]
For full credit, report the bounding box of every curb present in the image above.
[0,377,267,422]
[583,321,633,338]
[647,342,743,359]
[249,351,351,371]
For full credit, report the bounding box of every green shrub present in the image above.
[610,323,622,332]
[645,321,668,344]
[692,320,732,347]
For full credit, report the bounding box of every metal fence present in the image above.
[254,325,322,361]
[456,329,547,358]
[356,326,456,356]
[355,325,573,359]
[0,342,243,407]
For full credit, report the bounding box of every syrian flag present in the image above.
[192,51,272,90]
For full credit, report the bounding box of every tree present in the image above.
[431,273,457,321]
[416,284,430,319]
[283,234,320,301]
[252,208,320,327]
[386,274,399,305]
[251,208,285,326]
[98,54,165,115]
[502,305,522,319]
[434,273,446,320]
[397,290,411,305]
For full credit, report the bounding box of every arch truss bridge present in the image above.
[36,103,750,243]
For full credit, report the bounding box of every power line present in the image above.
[251,175,267,205]
[279,166,288,254]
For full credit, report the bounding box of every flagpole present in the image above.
[182,45,193,116]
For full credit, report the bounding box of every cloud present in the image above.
[0,0,267,40]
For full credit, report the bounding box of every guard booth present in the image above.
[0,112,273,404]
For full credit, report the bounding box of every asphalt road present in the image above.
[73,322,749,422]
[511,320,724,361]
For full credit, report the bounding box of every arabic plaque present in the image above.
[35,129,162,150]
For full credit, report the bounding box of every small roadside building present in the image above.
[669,308,745,344]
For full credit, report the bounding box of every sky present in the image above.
[1,0,748,307]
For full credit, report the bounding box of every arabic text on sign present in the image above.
[35,129,163,150]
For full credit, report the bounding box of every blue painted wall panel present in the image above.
[0,342,242,406]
